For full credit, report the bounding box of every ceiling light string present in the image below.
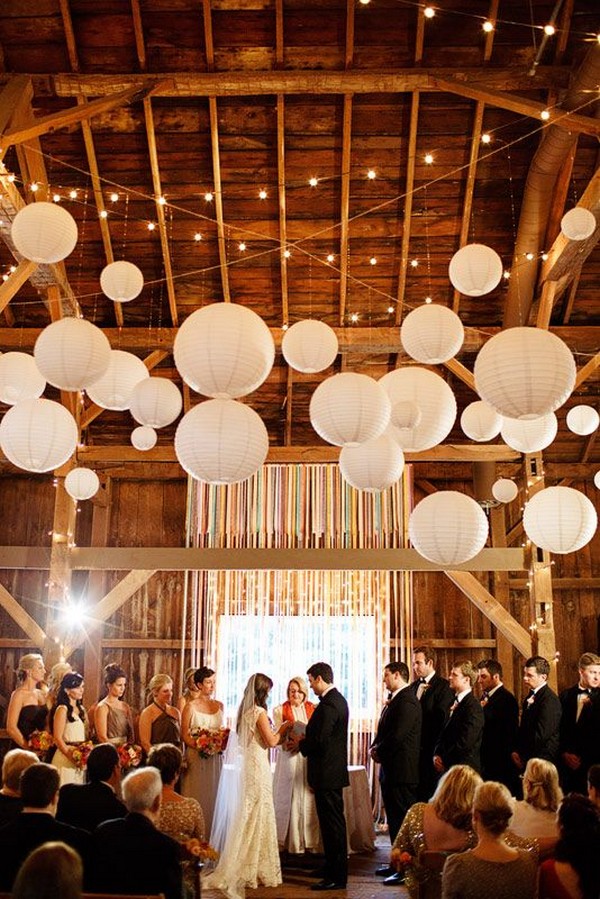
[120,191,130,260]
[422,181,433,303]
[74,187,90,297]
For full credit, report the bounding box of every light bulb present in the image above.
[367,169,376,179]
[309,177,318,187]
[110,192,119,202]
[327,253,335,263]
[424,6,435,18]
[69,189,78,199]
[482,20,494,32]
[194,232,202,241]
[541,109,550,121]
[204,191,214,202]
[424,153,434,164]
[544,23,555,35]
[147,222,156,231]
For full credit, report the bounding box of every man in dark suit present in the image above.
[91,766,182,899]
[410,645,454,800]
[476,658,519,792]
[559,651,600,793]
[57,742,127,831]
[433,661,484,774]
[512,655,562,774]
[370,660,421,885]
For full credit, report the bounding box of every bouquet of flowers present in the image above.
[191,727,230,759]
[71,740,94,770]
[117,742,143,769]
[28,730,54,758]
[183,838,219,862]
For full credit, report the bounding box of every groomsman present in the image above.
[559,652,600,793]
[512,655,562,773]
[476,659,519,791]
[433,661,484,774]
[410,646,454,800]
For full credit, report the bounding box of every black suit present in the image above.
[410,673,454,799]
[559,684,600,793]
[57,779,127,832]
[434,691,484,772]
[515,683,562,765]
[300,686,349,886]
[0,812,90,890]
[370,686,421,842]
[480,685,520,791]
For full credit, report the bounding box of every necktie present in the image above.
[387,691,394,701]
[480,690,489,707]
[449,697,459,715]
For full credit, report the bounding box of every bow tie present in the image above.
[419,678,427,684]
[387,691,394,701]
[578,688,591,695]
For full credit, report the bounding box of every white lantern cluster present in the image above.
[409,491,489,566]
[449,244,503,296]
[11,202,78,264]
[339,434,404,492]
[129,378,182,428]
[100,261,144,303]
[310,373,391,446]
[523,486,597,554]
[34,318,111,390]
[381,367,456,452]
[282,320,338,373]
[87,350,149,410]
[400,304,464,364]
[0,398,78,473]
[0,352,45,405]
[500,412,558,453]
[65,467,100,501]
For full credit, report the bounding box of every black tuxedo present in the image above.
[515,683,562,765]
[301,686,349,886]
[559,684,600,793]
[370,686,421,842]
[57,779,127,832]
[480,685,520,791]
[410,673,454,799]
[434,691,484,773]
[0,812,90,890]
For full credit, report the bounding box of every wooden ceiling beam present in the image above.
[0,583,47,647]
[539,166,600,286]
[338,0,355,327]
[275,0,289,328]
[395,92,419,324]
[0,260,37,314]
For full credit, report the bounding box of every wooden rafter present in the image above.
[0,260,37,314]
[338,0,355,327]
[0,583,47,647]
[275,0,289,328]
[539,166,600,287]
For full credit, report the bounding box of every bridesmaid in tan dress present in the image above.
[138,673,181,755]
[94,663,135,747]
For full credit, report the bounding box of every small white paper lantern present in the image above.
[175,399,269,484]
[566,405,599,436]
[11,202,78,263]
[310,373,391,447]
[492,478,519,503]
[523,486,597,554]
[594,471,600,490]
[174,303,275,398]
[0,398,78,473]
[282,320,339,373]
[100,260,144,303]
[131,426,157,451]
[339,435,405,492]
[86,350,149,410]
[34,317,111,391]
[391,400,422,430]
[129,378,182,428]
[501,412,557,453]
[65,467,100,500]
[460,400,502,442]
[474,327,576,420]
[560,207,596,241]
[449,243,503,296]
[381,367,456,452]
[409,491,489,566]
[400,304,464,363]
[0,352,46,404]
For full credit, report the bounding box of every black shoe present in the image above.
[383,871,405,885]
[310,881,347,891]
[376,865,395,876]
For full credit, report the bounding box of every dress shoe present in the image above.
[383,871,405,885]
[310,880,347,891]
[376,865,395,876]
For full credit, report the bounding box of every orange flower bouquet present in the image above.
[28,730,54,758]
[191,727,230,759]
[184,838,219,862]
[117,742,143,769]
[71,740,94,769]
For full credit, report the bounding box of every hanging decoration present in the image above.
[409,491,489,566]
[65,467,100,500]
[448,243,503,296]
[282,320,339,373]
[33,317,111,391]
[523,486,597,554]
[86,350,149,411]
[11,202,78,264]
[501,412,558,453]
[100,260,144,303]
[400,304,464,364]
[460,400,502,442]
[560,207,597,241]
[339,434,405,492]
[492,478,519,503]
[309,372,391,447]
[129,377,183,428]
[0,352,46,405]
[0,398,78,473]
[566,405,599,436]
[390,400,422,430]
[381,367,456,452]
[131,425,158,451]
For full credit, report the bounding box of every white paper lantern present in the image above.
[0,352,46,405]
[474,327,576,420]
[100,261,144,303]
[560,207,596,241]
[310,373,391,447]
[523,486,597,554]
[566,405,599,436]
[381,367,456,452]
[174,303,275,398]
[129,378,182,428]
[391,400,422,430]
[175,399,269,484]
[460,400,502,442]
[409,491,489,565]
[65,467,100,500]
[131,426,157,451]
[0,398,78,473]
[448,243,503,296]
[400,304,464,363]
[11,202,78,263]
[86,350,149,410]
[339,434,405,492]
[34,317,111,391]
[594,471,600,490]
[501,412,557,453]
[282,320,339,373]
[492,478,519,503]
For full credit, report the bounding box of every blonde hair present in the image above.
[432,764,483,830]
[148,673,173,698]
[474,781,514,835]
[523,758,563,812]
[288,676,309,702]
[46,663,72,701]
[17,654,43,683]
[1,748,39,793]
[453,660,479,688]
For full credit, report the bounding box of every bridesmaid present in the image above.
[177,666,200,715]
[50,672,88,786]
[45,662,72,712]
[94,663,134,747]
[181,666,225,836]
[138,673,181,755]
[6,654,48,749]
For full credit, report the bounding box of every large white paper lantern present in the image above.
[34,317,111,391]
[129,378,182,428]
[449,243,503,296]
[409,491,489,565]
[0,352,46,405]
[566,405,599,436]
[100,261,144,303]
[310,373,391,447]
[86,350,149,410]
[175,399,269,484]
[460,400,502,442]
[65,467,100,501]
[523,486,597,554]
[501,412,557,453]
[282,320,339,373]
[339,434,405,492]
[560,207,596,241]
[0,398,78,473]
[594,471,600,490]
[11,202,78,263]
[492,478,519,503]
[391,400,422,430]
[474,327,576,420]
[131,426,157,451]
[174,303,275,398]
[381,367,456,452]
[400,304,464,363]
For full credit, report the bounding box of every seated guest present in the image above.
[0,748,39,826]
[588,764,600,809]
[148,742,205,839]
[92,766,183,899]
[0,762,89,891]
[442,781,537,899]
[11,841,83,899]
[510,757,562,839]
[539,794,600,899]
[56,743,126,831]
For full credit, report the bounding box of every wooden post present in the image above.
[489,503,520,691]
[82,476,112,705]
[46,475,77,668]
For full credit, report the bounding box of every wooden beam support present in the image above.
[0,583,47,647]
[574,352,600,389]
[0,260,37,313]
[540,167,600,287]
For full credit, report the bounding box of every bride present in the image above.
[204,673,292,899]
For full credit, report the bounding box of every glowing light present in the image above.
[239,242,247,251]
[110,192,119,202]
[327,254,335,263]
[350,313,359,323]
[541,252,549,261]
[282,323,289,331]
[283,249,291,259]
[9,265,16,273]
[147,222,156,231]
[481,133,491,144]
[7,173,15,183]
[309,177,319,187]
[526,252,535,260]
[69,189,78,199]
[99,209,108,219]
[158,195,166,206]
[424,6,435,18]
[194,232,202,241]
[367,169,377,180]
[503,270,511,280]
[541,109,551,121]
[544,23,556,35]
[482,20,494,32]
[370,256,377,265]
[30,182,39,192]
[204,191,214,202]
[424,153,434,164]
[258,189,268,199]
[387,306,394,314]
[53,193,61,203]
[410,259,419,268]
[424,296,433,304]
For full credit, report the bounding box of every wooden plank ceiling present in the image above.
[0,0,598,474]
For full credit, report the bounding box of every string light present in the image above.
[503,269,511,279]
[526,252,535,260]
[387,305,394,314]
[194,232,202,242]
[238,241,247,251]
[282,323,289,330]
[53,193,61,202]
[283,248,292,258]
[258,189,268,199]
[544,23,556,36]
[367,169,377,180]
[481,133,491,144]
[7,173,15,183]
[99,209,108,219]
[424,6,435,19]
[110,192,119,202]
[30,182,39,192]
[326,253,335,263]
[410,259,419,268]
[158,195,167,205]
[309,177,319,187]
[69,189,78,199]
[369,256,377,265]
[424,153,434,164]
[540,109,551,120]
[541,252,549,261]
[9,265,16,273]
[147,222,156,231]
[204,191,214,202]
[350,312,359,322]
[482,20,494,32]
